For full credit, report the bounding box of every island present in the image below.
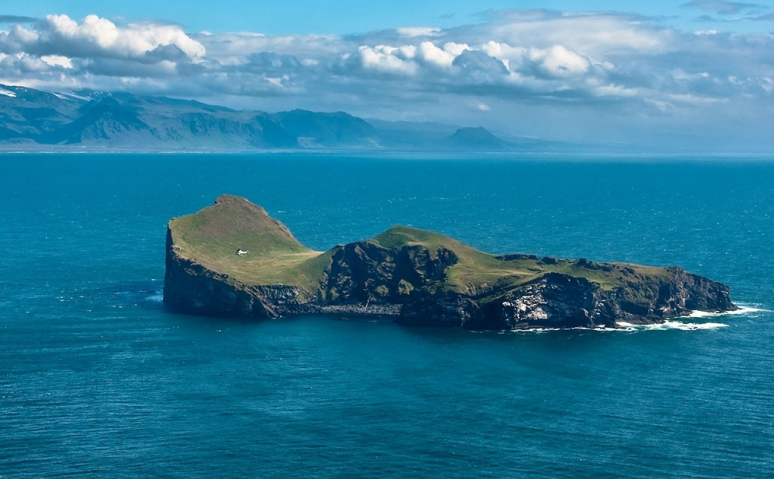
[164,195,737,329]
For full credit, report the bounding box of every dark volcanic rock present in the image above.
[398,291,481,328]
[479,273,603,329]
[468,268,734,330]
[320,241,458,306]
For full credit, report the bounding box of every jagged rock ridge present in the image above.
[164,195,737,329]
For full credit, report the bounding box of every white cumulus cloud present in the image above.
[1,14,205,61]
[357,45,418,75]
[527,45,590,76]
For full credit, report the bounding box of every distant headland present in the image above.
[163,195,737,330]
[0,83,571,152]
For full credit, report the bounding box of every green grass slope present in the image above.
[368,225,669,294]
[170,196,672,296]
[169,195,327,290]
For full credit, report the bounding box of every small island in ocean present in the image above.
[164,195,737,329]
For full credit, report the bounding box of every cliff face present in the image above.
[487,268,732,329]
[396,268,734,330]
[164,196,737,329]
[319,241,458,306]
[164,228,316,318]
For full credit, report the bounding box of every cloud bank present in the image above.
[682,1,764,15]
[1,10,773,148]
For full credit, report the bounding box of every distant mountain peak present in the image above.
[270,109,379,147]
[445,127,506,151]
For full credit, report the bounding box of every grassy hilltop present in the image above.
[168,195,669,297]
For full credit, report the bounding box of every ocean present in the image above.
[1,153,772,478]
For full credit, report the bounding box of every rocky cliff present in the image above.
[164,195,736,329]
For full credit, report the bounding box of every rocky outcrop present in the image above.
[164,227,459,319]
[166,235,734,329]
[397,292,481,327]
[393,267,735,330]
[471,268,733,330]
[320,241,457,306]
[164,197,737,329]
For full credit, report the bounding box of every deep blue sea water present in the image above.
[1,153,773,478]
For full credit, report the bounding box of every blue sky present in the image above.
[2,1,774,150]
[6,0,774,35]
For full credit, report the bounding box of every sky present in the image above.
[2,1,774,150]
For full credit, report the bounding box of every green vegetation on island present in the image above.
[165,195,736,329]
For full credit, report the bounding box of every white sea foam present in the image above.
[0,88,16,98]
[509,328,561,334]
[147,292,164,303]
[509,326,612,333]
[617,321,729,331]
[502,314,754,333]
[688,305,767,318]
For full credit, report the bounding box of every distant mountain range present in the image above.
[0,84,571,152]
